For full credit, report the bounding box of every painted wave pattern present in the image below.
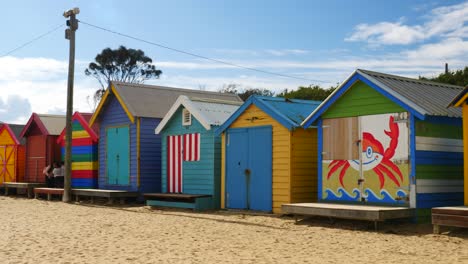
[324,187,408,204]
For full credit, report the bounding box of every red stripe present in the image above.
[71,170,98,178]
[68,138,95,147]
[189,133,193,161]
[171,136,175,193]
[167,136,170,192]
[178,135,182,192]
[195,133,199,161]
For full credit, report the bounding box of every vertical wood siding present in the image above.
[138,117,162,193]
[290,128,317,203]
[222,104,291,213]
[464,105,468,206]
[98,94,136,191]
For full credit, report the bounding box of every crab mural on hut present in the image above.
[328,115,403,189]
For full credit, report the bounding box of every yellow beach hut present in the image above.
[215,96,321,213]
[0,123,26,184]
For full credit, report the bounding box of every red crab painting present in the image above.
[327,116,403,189]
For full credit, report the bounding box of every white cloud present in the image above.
[0,95,32,124]
[0,56,67,81]
[346,2,468,45]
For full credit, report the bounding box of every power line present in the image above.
[0,24,64,58]
[78,20,328,84]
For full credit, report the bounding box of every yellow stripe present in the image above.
[137,117,141,187]
[463,105,468,206]
[72,161,98,170]
[111,84,135,123]
[72,130,90,139]
[454,93,468,107]
[89,88,110,126]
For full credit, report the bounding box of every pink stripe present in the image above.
[178,135,182,192]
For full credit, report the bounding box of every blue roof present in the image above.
[215,95,321,135]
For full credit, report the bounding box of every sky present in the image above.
[0,0,467,123]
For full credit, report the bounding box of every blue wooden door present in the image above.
[226,126,272,211]
[226,128,248,209]
[106,126,130,185]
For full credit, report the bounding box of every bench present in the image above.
[3,182,46,198]
[432,206,468,234]
[34,188,64,200]
[144,193,213,211]
[73,189,139,204]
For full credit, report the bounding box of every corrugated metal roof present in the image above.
[8,124,26,145]
[112,82,243,118]
[38,114,66,135]
[358,69,464,118]
[156,96,242,133]
[257,96,322,126]
[189,98,243,126]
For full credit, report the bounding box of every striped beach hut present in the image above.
[216,96,322,213]
[89,81,242,194]
[150,96,242,210]
[302,69,465,220]
[20,113,65,183]
[0,123,26,184]
[57,112,99,188]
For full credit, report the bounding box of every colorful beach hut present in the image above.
[430,86,468,232]
[215,96,322,213]
[148,96,242,210]
[301,69,465,220]
[0,123,26,184]
[57,112,99,188]
[89,81,242,194]
[20,113,65,183]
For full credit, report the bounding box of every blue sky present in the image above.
[0,0,467,123]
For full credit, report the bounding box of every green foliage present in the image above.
[218,84,274,101]
[85,46,162,107]
[277,85,337,101]
[419,66,468,87]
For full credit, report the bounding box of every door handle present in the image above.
[244,169,251,176]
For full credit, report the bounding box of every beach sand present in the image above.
[0,196,467,264]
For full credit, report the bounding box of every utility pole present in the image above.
[63,7,79,202]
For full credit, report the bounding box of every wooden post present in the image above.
[63,7,79,203]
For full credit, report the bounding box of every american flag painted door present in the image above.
[167,135,183,193]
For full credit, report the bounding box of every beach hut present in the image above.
[215,96,322,213]
[89,81,242,194]
[148,96,242,210]
[431,86,468,232]
[19,113,65,183]
[300,69,464,220]
[0,123,26,184]
[56,112,99,188]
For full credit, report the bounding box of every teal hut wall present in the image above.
[161,107,220,209]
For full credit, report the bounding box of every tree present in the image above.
[85,46,163,108]
[277,84,337,101]
[218,84,274,101]
[419,66,468,87]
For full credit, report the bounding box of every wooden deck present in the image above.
[2,182,46,198]
[144,193,213,211]
[432,206,468,234]
[34,188,64,200]
[73,189,138,204]
[282,203,414,230]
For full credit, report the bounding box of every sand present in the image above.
[0,196,467,264]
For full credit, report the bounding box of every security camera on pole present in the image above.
[63,7,79,202]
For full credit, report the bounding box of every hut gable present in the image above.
[216,95,321,135]
[20,113,66,137]
[303,69,464,127]
[0,124,21,145]
[155,95,243,134]
[56,112,99,145]
[90,81,242,125]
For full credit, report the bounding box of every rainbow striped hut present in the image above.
[57,112,99,188]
